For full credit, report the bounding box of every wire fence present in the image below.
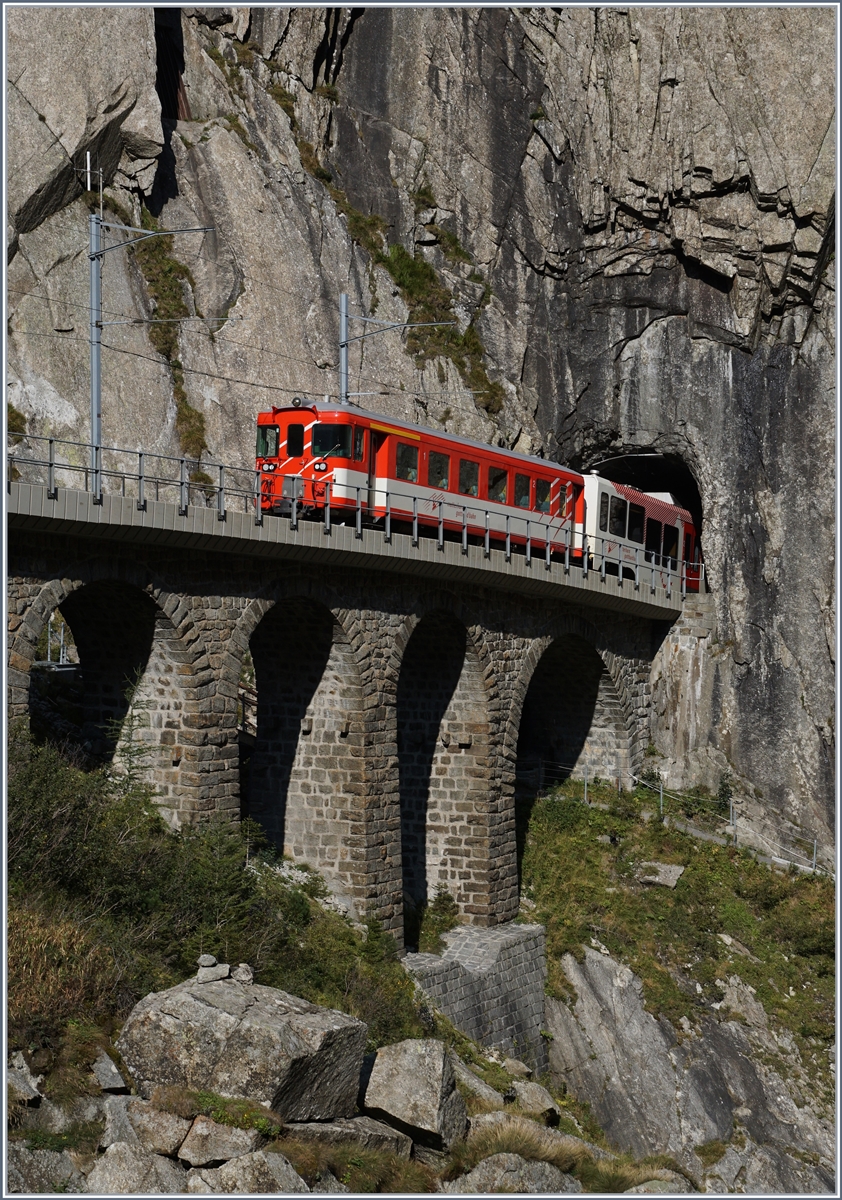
[519,756,832,878]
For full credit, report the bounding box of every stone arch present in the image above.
[242,595,366,900]
[11,574,209,827]
[395,609,491,942]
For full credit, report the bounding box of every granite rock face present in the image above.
[115,976,367,1120]
[5,11,835,851]
[359,1038,467,1150]
[546,948,835,1193]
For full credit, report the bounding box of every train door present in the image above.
[368,430,389,513]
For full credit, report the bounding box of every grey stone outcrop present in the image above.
[127,1099,193,1157]
[443,1152,582,1193]
[7,1144,84,1194]
[84,1141,187,1194]
[116,976,367,1119]
[511,1080,561,1123]
[285,1115,412,1159]
[547,948,836,1191]
[177,1115,262,1166]
[185,1149,309,1193]
[449,1053,505,1109]
[359,1038,467,1150]
[91,1049,128,1093]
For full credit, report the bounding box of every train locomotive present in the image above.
[255,400,702,592]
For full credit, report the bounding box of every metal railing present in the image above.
[7,433,703,599]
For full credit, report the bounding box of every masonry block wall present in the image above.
[8,529,663,944]
[404,923,549,1072]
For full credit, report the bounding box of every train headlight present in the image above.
[261,463,276,472]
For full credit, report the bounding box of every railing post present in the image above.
[651,560,656,594]
[600,537,606,582]
[659,779,663,820]
[290,484,298,530]
[617,544,623,588]
[484,508,490,558]
[179,458,188,515]
[525,520,532,566]
[667,557,672,599]
[681,557,686,600]
[505,514,511,562]
[582,532,588,578]
[437,502,444,551]
[635,547,640,590]
[47,438,57,499]
[812,839,818,871]
[412,496,418,546]
[583,762,588,806]
[217,465,226,521]
[356,486,362,538]
[137,452,145,510]
[461,506,468,555]
[546,525,552,571]
[254,469,263,526]
[94,445,103,505]
[324,481,331,535]
[385,491,391,543]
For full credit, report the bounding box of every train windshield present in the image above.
[256,425,280,458]
[312,423,352,459]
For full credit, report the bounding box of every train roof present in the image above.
[263,400,581,476]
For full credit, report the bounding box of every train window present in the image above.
[353,427,365,461]
[663,524,679,567]
[286,424,304,457]
[396,442,419,482]
[256,424,280,458]
[514,473,530,508]
[459,459,479,497]
[535,479,551,513]
[628,503,645,544]
[599,493,609,532]
[645,518,662,563]
[609,497,627,538]
[488,467,507,504]
[312,423,352,458]
[428,451,450,489]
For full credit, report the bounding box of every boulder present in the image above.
[636,863,685,889]
[359,1038,467,1150]
[449,1053,505,1109]
[285,1115,412,1158]
[511,1080,561,1124]
[91,1049,128,1093]
[6,1143,84,1194]
[310,1171,350,1192]
[7,1067,41,1107]
[503,1057,532,1078]
[443,1151,582,1193]
[84,1141,187,1194]
[127,1098,192,1156]
[116,977,367,1120]
[186,1149,309,1192]
[100,1095,141,1149]
[178,1115,262,1166]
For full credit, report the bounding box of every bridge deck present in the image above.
[7,483,684,619]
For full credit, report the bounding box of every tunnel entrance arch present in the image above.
[25,579,201,824]
[396,611,490,943]
[243,598,364,897]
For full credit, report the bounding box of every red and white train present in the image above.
[255,400,702,591]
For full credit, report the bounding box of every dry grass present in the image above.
[272,1136,437,1193]
[150,1084,283,1138]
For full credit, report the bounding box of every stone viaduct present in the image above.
[7,481,683,946]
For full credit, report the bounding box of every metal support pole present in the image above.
[667,558,672,599]
[600,538,606,582]
[339,292,349,406]
[635,547,640,590]
[437,503,444,551]
[47,612,53,663]
[89,212,102,501]
[179,458,188,515]
[324,481,331,534]
[812,839,817,871]
[525,520,531,567]
[137,452,145,510]
[290,488,297,530]
[254,469,263,525]
[617,545,623,588]
[659,779,664,819]
[582,498,588,577]
[505,514,511,562]
[681,557,686,601]
[94,445,102,504]
[217,465,226,521]
[356,486,362,538]
[47,438,56,499]
[583,762,588,806]
[484,509,490,558]
[59,619,65,664]
[651,561,656,594]
[461,506,468,555]
[385,492,391,542]
[546,526,551,571]
[412,496,418,546]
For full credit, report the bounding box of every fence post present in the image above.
[137,452,145,511]
[385,491,391,543]
[583,762,588,806]
[356,486,362,538]
[582,532,589,577]
[505,514,511,562]
[659,779,663,820]
[412,496,418,546]
[254,469,263,526]
[324,481,331,535]
[812,839,817,871]
[290,485,297,530]
[179,458,188,515]
[94,445,103,505]
[47,438,57,499]
[438,502,444,551]
[635,547,640,590]
[600,538,606,582]
[461,506,468,555]
[484,509,490,558]
[217,465,226,521]
[526,520,531,567]
[546,525,552,571]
